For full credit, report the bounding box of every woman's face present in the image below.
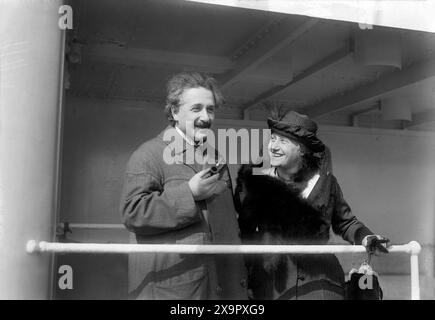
[268,133,302,169]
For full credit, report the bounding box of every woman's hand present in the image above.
[362,235,391,255]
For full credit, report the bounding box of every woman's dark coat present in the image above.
[234,164,373,300]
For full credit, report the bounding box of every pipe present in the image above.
[26,240,418,255]
[59,223,125,230]
[49,25,67,301]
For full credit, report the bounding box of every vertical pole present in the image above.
[408,241,422,300]
[0,0,64,299]
[49,22,67,301]
[410,254,421,300]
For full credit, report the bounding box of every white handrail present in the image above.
[25,240,422,300]
[26,240,419,254]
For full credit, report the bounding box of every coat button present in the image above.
[240,278,248,288]
[216,285,223,296]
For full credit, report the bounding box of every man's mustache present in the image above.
[194,120,211,129]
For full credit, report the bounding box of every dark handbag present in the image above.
[345,257,383,300]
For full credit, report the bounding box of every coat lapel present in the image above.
[306,172,332,210]
[157,126,200,173]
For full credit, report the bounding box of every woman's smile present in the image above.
[270,151,285,158]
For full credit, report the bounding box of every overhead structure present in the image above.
[354,28,402,69]
[381,97,412,122]
[241,43,353,114]
[218,18,317,90]
[303,57,435,118]
[187,0,435,33]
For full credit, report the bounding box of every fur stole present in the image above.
[236,164,327,245]
[236,164,328,273]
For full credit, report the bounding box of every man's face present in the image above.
[268,133,302,169]
[172,87,215,143]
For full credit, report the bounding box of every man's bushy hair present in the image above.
[164,71,225,126]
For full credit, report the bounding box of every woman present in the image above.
[235,111,389,300]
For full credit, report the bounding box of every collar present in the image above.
[158,126,198,156]
[175,125,196,146]
[268,167,320,199]
[157,126,223,166]
[301,173,320,199]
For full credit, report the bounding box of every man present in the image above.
[120,72,248,300]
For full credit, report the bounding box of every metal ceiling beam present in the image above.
[241,44,353,111]
[82,44,301,83]
[302,57,435,118]
[218,18,318,90]
[82,44,232,73]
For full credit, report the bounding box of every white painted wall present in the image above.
[320,127,435,246]
[60,95,166,224]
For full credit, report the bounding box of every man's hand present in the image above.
[362,235,391,255]
[188,168,220,201]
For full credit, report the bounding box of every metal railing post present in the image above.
[408,241,421,300]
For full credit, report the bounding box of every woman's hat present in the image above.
[267,111,325,153]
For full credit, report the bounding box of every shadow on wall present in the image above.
[54,254,128,300]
